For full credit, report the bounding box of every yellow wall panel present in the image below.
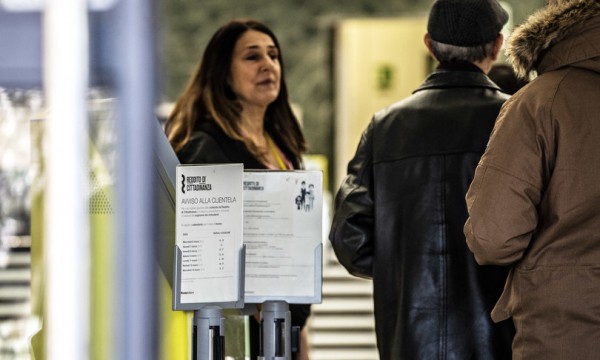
[334,16,429,188]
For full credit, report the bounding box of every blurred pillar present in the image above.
[44,0,90,359]
[113,0,159,359]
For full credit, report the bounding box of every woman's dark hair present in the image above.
[165,19,306,159]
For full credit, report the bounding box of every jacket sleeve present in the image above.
[328,120,375,279]
[464,93,553,265]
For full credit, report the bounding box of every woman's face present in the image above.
[229,30,281,111]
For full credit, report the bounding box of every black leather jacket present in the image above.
[329,68,515,359]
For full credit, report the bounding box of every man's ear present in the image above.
[491,33,504,61]
[424,33,438,61]
[424,33,433,53]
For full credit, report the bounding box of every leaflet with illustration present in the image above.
[174,164,243,307]
[243,170,323,304]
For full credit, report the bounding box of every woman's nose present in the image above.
[260,56,276,71]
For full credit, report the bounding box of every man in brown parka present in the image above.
[464,0,600,359]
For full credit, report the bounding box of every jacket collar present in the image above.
[413,68,502,94]
[506,0,600,79]
[196,120,300,169]
[437,61,484,73]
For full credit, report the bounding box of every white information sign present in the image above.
[243,170,323,303]
[174,164,244,305]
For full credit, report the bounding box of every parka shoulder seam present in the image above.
[480,162,541,190]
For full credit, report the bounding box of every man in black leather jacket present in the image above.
[329,0,515,358]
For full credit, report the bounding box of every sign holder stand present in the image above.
[193,306,225,360]
[258,301,292,360]
[172,168,323,360]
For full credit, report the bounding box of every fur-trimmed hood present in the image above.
[506,0,600,79]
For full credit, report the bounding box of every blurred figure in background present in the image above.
[465,0,600,358]
[488,63,529,95]
[329,0,515,358]
[165,19,310,360]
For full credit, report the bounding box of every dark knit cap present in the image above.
[427,0,509,46]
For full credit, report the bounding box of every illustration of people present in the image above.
[300,181,306,209]
[295,195,303,210]
[306,183,315,211]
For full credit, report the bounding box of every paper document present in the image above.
[175,164,243,305]
[243,171,322,303]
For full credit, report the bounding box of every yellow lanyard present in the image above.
[265,133,287,170]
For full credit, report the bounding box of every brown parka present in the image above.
[464,1,600,359]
